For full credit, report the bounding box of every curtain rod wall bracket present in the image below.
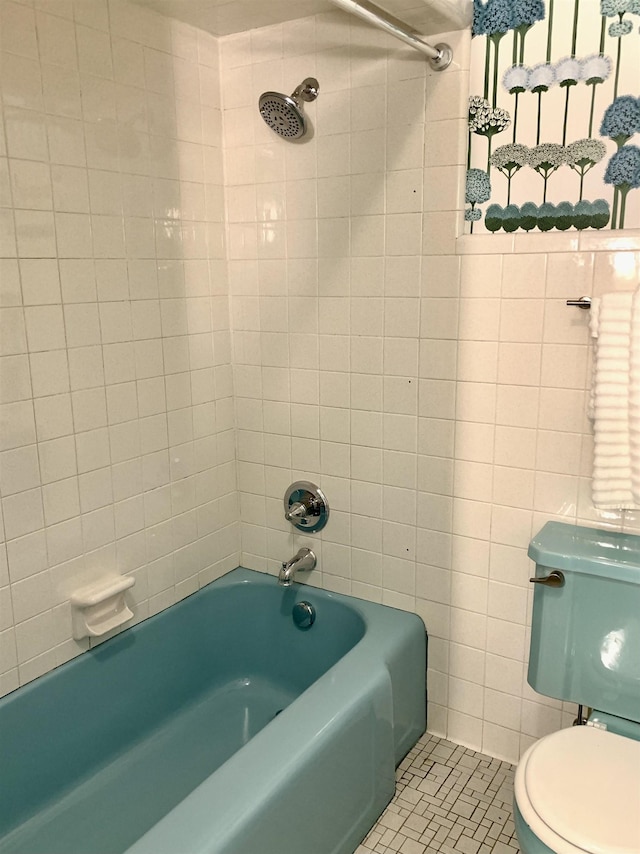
[328,0,453,70]
[428,43,453,71]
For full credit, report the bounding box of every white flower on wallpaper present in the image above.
[467,0,640,234]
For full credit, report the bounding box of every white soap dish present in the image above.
[71,575,135,640]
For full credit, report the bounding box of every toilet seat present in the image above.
[515,725,640,854]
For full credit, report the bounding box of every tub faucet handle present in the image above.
[285,501,309,522]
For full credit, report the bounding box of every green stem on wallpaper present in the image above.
[513,92,519,143]
[543,176,548,204]
[484,38,491,101]
[536,91,543,145]
[487,135,493,175]
[611,187,619,229]
[588,84,597,138]
[467,130,472,169]
[491,33,504,108]
[492,38,499,108]
[518,25,530,65]
[579,171,584,202]
[599,15,606,54]
[614,25,622,99]
[570,0,580,57]
[512,29,518,65]
[562,87,570,146]
[546,0,554,62]
[619,187,629,230]
[470,202,476,234]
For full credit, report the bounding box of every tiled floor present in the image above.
[357,732,520,854]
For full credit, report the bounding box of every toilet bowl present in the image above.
[516,522,640,854]
[513,726,640,854]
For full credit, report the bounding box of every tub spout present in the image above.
[279,547,316,587]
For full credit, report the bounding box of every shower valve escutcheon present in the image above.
[284,481,329,533]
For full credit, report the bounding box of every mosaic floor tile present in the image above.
[356,733,520,854]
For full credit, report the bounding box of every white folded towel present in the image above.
[590,290,638,509]
[630,288,640,503]
[592,488,637,506]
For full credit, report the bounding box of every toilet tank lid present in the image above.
[528,522,640,583]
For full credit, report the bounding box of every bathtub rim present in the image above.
[1,566,427,854]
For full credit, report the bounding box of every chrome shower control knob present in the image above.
[284,481,329,533]
[285,501,308,522]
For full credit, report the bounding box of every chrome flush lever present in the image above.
[566,296,591,310]
[529,570,565,588]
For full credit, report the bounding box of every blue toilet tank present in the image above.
[527,522,640,727]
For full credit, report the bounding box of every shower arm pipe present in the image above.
[328,0,453,70]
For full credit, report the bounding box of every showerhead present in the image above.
[259,78,319,140]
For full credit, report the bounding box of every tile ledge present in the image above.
[456,229,640,256]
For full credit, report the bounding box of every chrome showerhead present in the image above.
[258,78,319,140]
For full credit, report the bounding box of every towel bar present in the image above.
[566,296,592,309]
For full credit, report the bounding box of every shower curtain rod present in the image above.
[328,0,453,70]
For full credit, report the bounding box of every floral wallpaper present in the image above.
[466,0,640,234]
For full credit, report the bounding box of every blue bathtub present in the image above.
[0,568,426,854]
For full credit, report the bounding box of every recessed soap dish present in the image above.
[71,575,135,640]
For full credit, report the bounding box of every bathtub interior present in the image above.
[0,573,367,854]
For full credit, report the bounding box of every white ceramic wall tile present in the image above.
[0,0,238,694]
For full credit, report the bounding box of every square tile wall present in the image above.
[0,0,239,697]
[3,0,640,767]
[220,11,640,764]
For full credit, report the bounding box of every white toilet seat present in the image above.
[515,725,640,854]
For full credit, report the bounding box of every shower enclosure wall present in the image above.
[0,0,239,692]
[3,0,639,767]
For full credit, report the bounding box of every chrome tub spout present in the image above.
[278,547,316,587]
